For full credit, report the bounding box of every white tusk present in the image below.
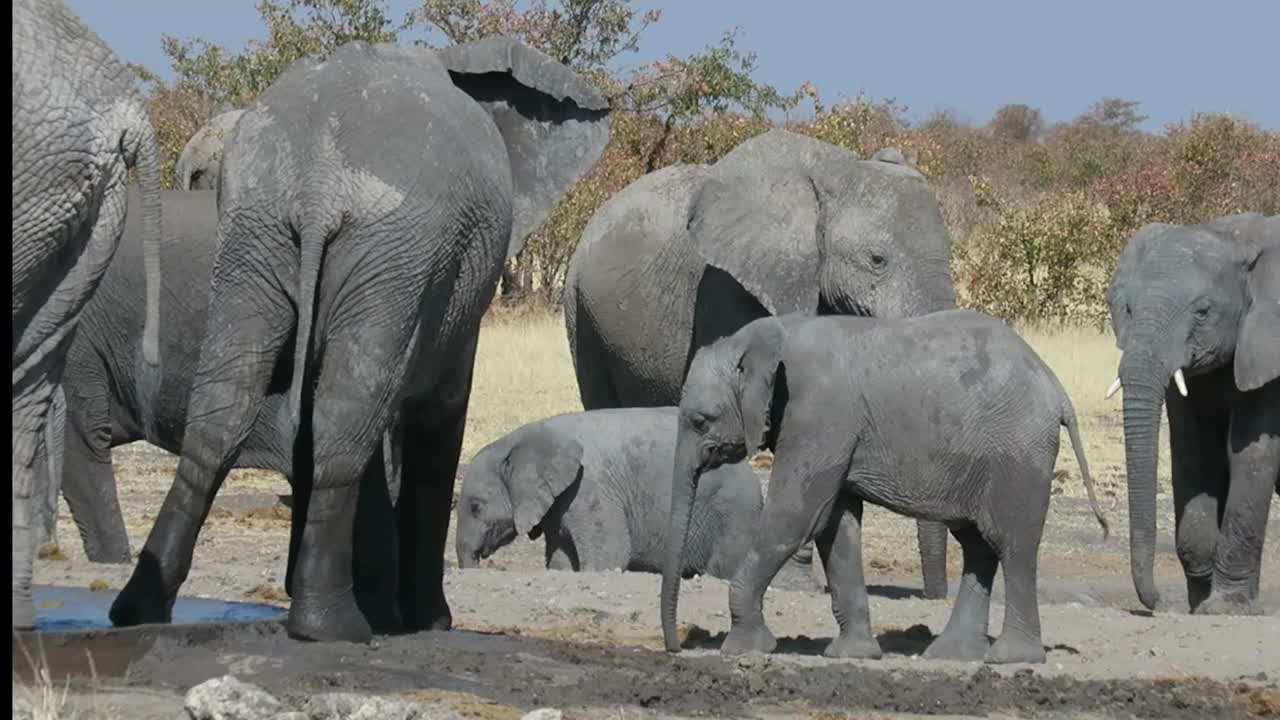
[1173,368,1189,397]
[1105,377,1122,399]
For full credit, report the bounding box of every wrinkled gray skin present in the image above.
[662,311,1108,665]
[564,130,958,600]
[107,39,610,644]
[12,0,164,630]
[34,386,67,551]
[32,191,404,585]
[1107,213,1280,615]
[456,408,766,581]
[174,110,245,191]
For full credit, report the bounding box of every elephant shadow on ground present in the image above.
[681,624,1081,658]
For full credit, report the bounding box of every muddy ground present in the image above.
[19,441,1280,719]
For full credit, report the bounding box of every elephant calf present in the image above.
[662,310,1109,665]
[456,407,816,588]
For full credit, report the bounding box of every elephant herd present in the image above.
[12,0,1279,665]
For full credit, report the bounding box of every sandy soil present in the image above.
[21,441,1280,719]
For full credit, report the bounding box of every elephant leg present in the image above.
[1167,394,1229,613]
[1200,387,1280,615]
[396,332,480,633]
[917,519,950,599]
[814,492,881,659]
[722,440,848,656]
[287,312,427,643]
[12,376,60,630]
[34,384,65,552]
[351,439,403,634]
[59,375,132,563]
[110,240,296,628]
[923,526,998,661]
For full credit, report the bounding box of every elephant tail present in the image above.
[1061,396,1109,541]
[131,106,165,368]
[289,217,330,431]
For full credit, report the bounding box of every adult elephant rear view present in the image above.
[563,130,957,598]
[108,38,610,643]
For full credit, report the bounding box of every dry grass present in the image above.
[462,306,584,461]
[12,636,106,720]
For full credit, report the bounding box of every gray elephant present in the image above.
[12,0,164,630]
[456,408,764,579]
[456,408,814,588]
[564,129,958,600]
[108,39,610,644]
[174,109,245,190]
[1106,213,1279,615]
[662,311,1108,665]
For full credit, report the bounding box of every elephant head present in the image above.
[661,316,789,651]
[174,109,244,191]
[455,428,585,568]
[690,130,956,320]
[1107,213,1280,610]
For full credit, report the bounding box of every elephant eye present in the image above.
[469,499,483,516]
[688,413,710,433]
[1193,306,1210,321]
[868,251,888,271]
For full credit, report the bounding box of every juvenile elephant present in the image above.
[662,311,1108,665]
[108,39,610,643]
[1106,213,1279,615]
[564,129,958,600]
[12,0,164,629]
[456,408,763,579]
[173,109,244,191]
[456,407,816,588]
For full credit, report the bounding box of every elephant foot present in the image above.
[720,621,777,656]
[109,569,174,627]
[985,633,1046,665]
[287,592,373,644]
[1194,590,1264,617]
[823,633,883,659]
[922,631,989,661]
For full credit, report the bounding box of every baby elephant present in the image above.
[456,407,815,586]
[662,310,1108,665]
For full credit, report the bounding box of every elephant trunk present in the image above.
[661,433,701,653]
[1118,347,1168,611]
[135,115,164,367]
[455,526,480,569]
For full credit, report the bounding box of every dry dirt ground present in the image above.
[16,315,1280,719]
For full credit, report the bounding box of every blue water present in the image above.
[33,585,286,633]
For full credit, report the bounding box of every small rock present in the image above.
[185,675,284,720]
[522,710,563,720]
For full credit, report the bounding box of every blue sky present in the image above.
[69,0,1280,131]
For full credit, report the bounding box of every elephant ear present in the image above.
[1235,246,1280,392]
[733,317,788,452]
[688,172,823,316]
[503,430,585,537]
[436,37,611,259]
